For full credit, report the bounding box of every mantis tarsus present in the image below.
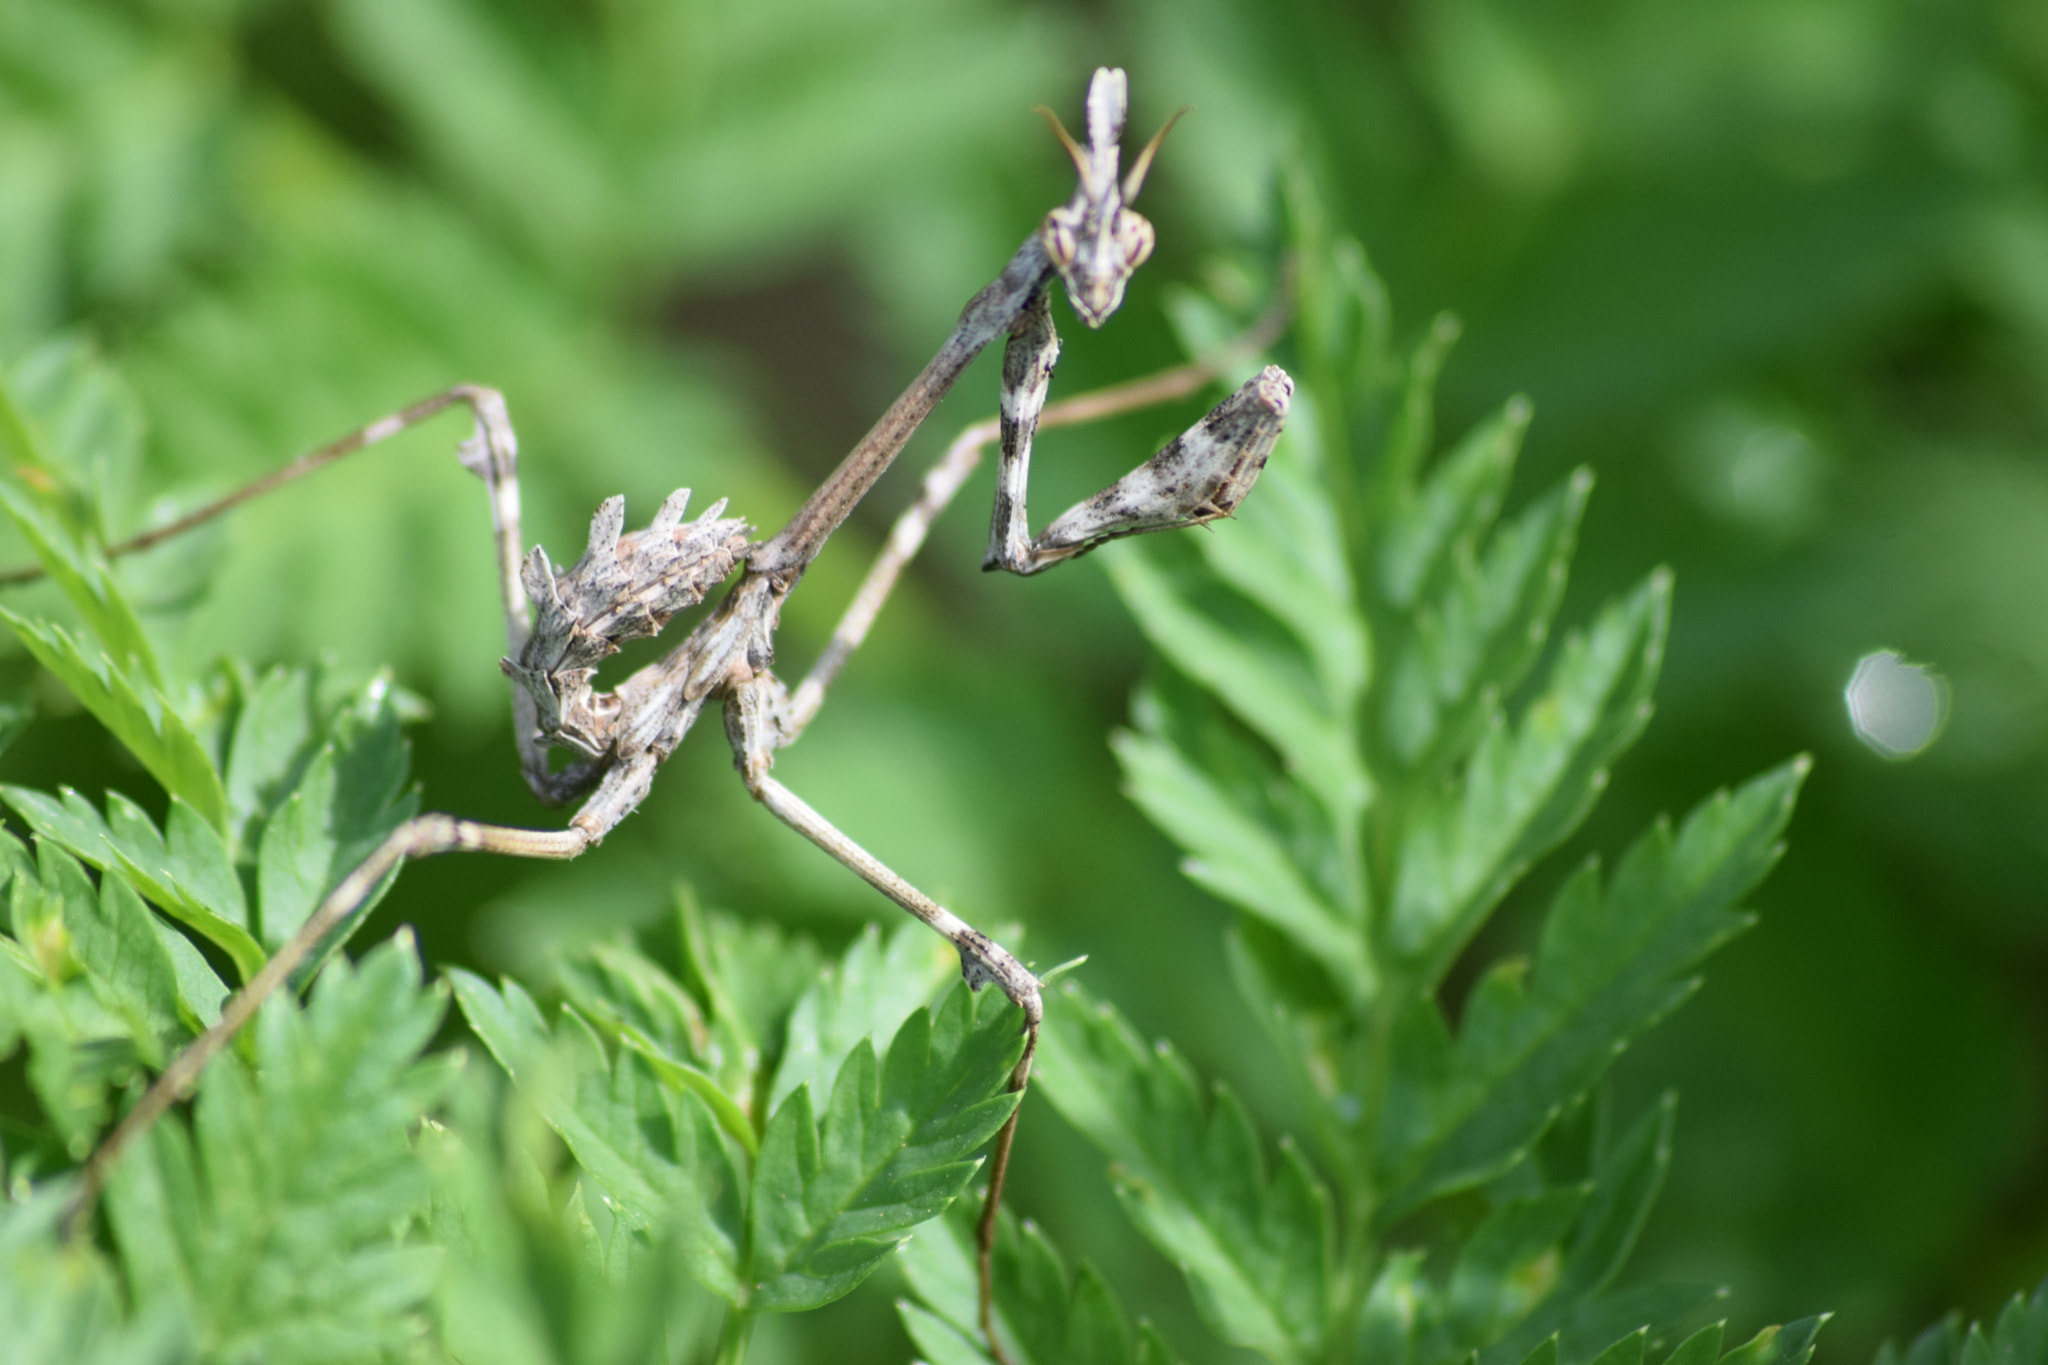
[53,65,1294,1353]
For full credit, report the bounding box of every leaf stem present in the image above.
[712,1304,756,1365]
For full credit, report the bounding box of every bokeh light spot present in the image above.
[1845,650,1949,759]
[1673,401,1828,542]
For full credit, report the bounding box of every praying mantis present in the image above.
[56,65,1294,1347]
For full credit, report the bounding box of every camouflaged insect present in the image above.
[75,79,1294,1346]
[506,490,750,757]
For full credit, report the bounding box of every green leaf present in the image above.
[255,679,417,954]
[1388,570,1672,985]
[419,1064,728,1365]
[1038,981,1332,1365]
[1380,467,1590,777]
[1352,1249,1432,1365]
[1374,311,1463,511]
[1113,721,1370,1003]
[1878,1281,2048,1365]
[0,339,159,682]
[52,844,183,1062]
[677,889,821,1076]
[450,968,749,1300]
[539,933,758,1154]
[1378,396,1527,614]
[899,1207,1182,1365]
[103,936,450,1360]
[219,664,323,859]
[0,484,160,689]
[0,841,162,1154]
[1,336,143,537]
[768,919,957,1113]
[547,934,711,1066]
[1182,420,1369,735]
[152,919,226,1030]
[1,786,263,983]
[1111,543,1368,831]
[1373,760,1809,1224]
[0,613,226,832]
[1723,1318,1827,1365]
[0,831,214,1119]
[614,1029,760,1161]
[743,983,1026,1311]
[0,1191,193,1365]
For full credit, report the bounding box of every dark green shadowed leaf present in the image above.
[0,692,33,764]
[1038,981,1331,1365]
[899,1207,1182,1365]
[1438,1186,1590,1351]
[743,983,1026,1312]
[1723,1318,1828,1365]
[1483,1096,1682,1365]
[1592,1329,1650,1365]
[1877,1278,2048,1365]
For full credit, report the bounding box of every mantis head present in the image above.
[1036,67,1187,329]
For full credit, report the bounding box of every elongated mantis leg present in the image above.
[66,815,589,1234]
[0,386,568,797]
[786,303,1294,739]
[983,361,1294,577]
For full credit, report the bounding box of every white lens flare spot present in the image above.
[1845,650,1949,759]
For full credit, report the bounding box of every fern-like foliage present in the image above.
[103,938,450,1362]
[1876,1278,2048,1365]
[898,171,1816,1365]
[451,914,1025,1321]
[899,1206,1178,1365]
[0,332,1028,1361]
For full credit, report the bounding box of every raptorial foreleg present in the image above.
[983,364,1294,576]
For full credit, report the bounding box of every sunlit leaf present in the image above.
[0,614,225,832]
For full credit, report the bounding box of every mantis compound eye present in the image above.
[1041,211,1078,267]
[1114,210,1155,270]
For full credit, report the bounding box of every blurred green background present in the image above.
[4,0,2047,1361]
